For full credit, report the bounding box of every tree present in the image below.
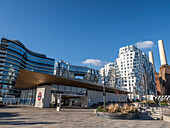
[160,86,166,95]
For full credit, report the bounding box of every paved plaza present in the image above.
[0,105,170,128]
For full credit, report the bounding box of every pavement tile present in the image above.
[0,105,170,128]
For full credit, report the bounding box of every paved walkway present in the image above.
[0,105,170,128]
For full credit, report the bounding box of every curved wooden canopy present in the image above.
[15,70,129,94]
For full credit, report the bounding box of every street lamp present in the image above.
[103,69,106,109]
[133,86,137,101]
[143,65,148,107]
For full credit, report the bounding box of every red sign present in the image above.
[38,92,42,101]
[0,84,3,89]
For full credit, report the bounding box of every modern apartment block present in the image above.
[55,60,99,83]
[99,63,120,87]
[100,45,156,99]
[0,38,55,96]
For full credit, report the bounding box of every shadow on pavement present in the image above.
[0,121,59,126]
[2,118,31,120]
[0,105,23,109]
[0,111,59,126]
[0,112,19,118]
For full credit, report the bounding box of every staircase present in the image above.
[139,107,162,120]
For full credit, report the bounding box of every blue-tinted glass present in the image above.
[0,39,55,89]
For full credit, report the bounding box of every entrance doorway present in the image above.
[51,94,87,108]
[62,96,82,107]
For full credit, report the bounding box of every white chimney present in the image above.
[158,40,168,65]
[148,51,156,72]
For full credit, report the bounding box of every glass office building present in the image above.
[55,60,99,83]
[0,38,55,96]
[20,87,37,106]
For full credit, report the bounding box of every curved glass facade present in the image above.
[0,38,55,95]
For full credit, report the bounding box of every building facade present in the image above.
[157,40,170,95]
[99,63,120,87]
[158,65,170,95]
[16,70,128,108]
[0,38,55,96]
[99,45,156,99]
[55,60,99,83]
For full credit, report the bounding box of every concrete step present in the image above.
[151,116,161,118]
[151,111,162,113]
[150,116,162,120]
[139,107,163,120]
[150,113,162,115]
[141,110,162,113]
[139,114,162,120]
[150,113,162,116]
[141,107,162,110]
[141,109,161,111]
[150,114,162,116]
[151,109,162,111]
[150,111,162,113]
[139,116,153,120]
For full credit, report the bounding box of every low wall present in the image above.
[87,90,127,107]
[96,112,138,120]
[162,107,170,116]
[163,115,170,122]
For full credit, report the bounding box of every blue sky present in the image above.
[0,0,170,72]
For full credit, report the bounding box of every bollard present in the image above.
[10,100,13,105]
[56,94,61,111]
[6,101,9,106]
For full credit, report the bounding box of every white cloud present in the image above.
[135,41,154,49]
[82,59,107,67]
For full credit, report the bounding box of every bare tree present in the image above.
[160,86,166,95]
[115,89,121,103]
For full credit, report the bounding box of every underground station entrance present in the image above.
[51,94,87,108]
[15,70,129,110]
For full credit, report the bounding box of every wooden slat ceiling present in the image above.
[15,70,129,94]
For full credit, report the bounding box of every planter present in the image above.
[96,111,138,120]
[126,113,138,119]
[163,115,170,122]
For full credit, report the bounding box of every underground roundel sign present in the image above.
[38,92,42,101]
